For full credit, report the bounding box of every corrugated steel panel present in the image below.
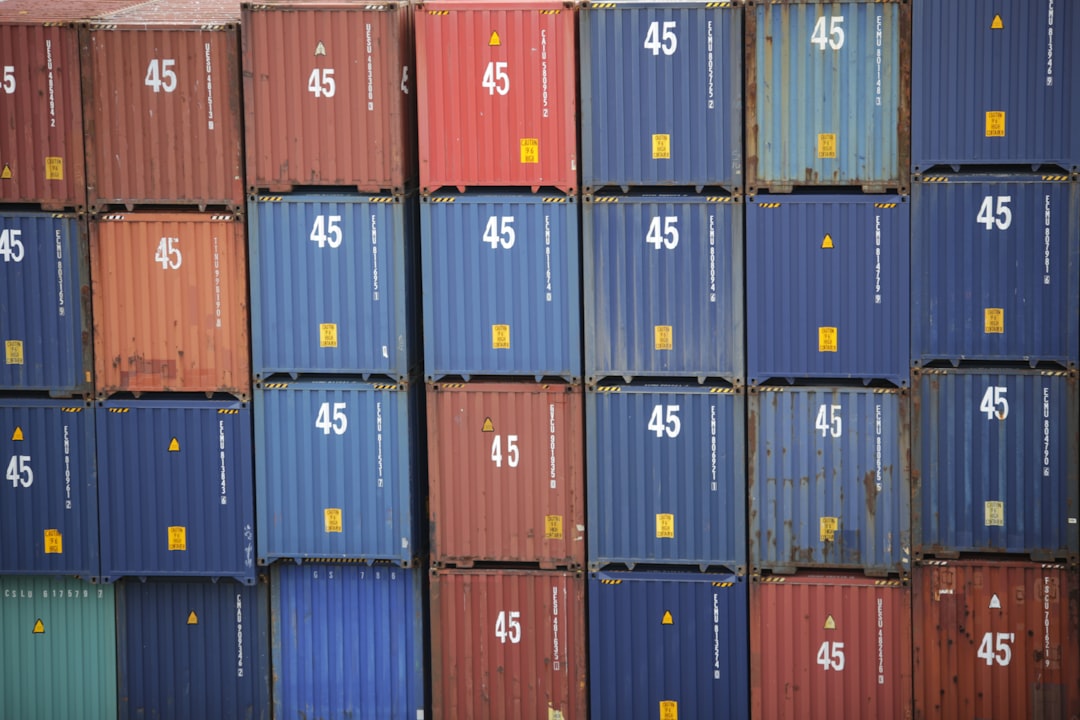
[913,560,1080,719]
[427,381,584,568]
[90,212,250,399]
[746,0,909,194]
[912,0,1080,173]
[254,379,421,565]
[0,399,97,578]
[586,384,746,573]
[584,194,743,385]
[416,1,577,194]
[0,211,92,395]
[431,568,587,720]
[747,195,910,387]
[271,564,427,720]
[0,576,117,720]
[589,570,749,720]
[96,398,256,584]
[117,577,270,720]
[913,368,1079,561]
[248,192,418,380]
[750,574,913,720]
[421,193,580,381]
[749,387,910,576]
[580,2,743,193]
[242,1,416,193]
[912,175,1080,368]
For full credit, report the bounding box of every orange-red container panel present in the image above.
[90,212,250,399]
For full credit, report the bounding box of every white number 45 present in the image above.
[810,16,845,50]
[495,610,521,644]
[816,641,845,671]
[315,402,347,435]
[977,632,1014,666]
[644,21,677,56]
[979,386,1008,420]
[144,59,177,93]
[976,196,1013,231]
[647,404,681,438]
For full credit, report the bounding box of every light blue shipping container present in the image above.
[749,387,910,575]
[271,564,427,720]
[912,175,1079,368]
[589,571,749,720]
[580,2,743,192]
[0,211,91,395]
[746,194,910,387]
[248,192,418,381]
[586,384,745,573]
[583,194,743,385]
[0,399,97,578]
[421,193,580,381]
[255,379,421,566]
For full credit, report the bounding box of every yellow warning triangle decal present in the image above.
[991,14,1003,30]
[32,619,44,634]
[11,426,23,441]
[168,437,180,452]
[824,615,836,630]
[315,41,326,56]
[481,417,494,433]
[661,611,673,625]
[489,31,501,46]
[0,164,11,180]
[187,611,198,625]
[821,234,834,249]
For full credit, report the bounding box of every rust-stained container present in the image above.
[427,381,585,569]
[90,212,250,399]
[914,560,1080,720]
[81,0,244,211]
[242,1,416,194]
[431,568,588,720]
[415,0,578,195]
[751,574,913,720]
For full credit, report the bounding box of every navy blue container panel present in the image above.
[271,564,426,720]
[254,380,420,565]
[747,195,910,386]
[0,399,97,577]
[914,369,1079,560]
[589,571,749,720]
[912,0,1080,172]
[421,194,580,381]
[912,176,1079,367]
[117,578,270,720]
[96,399,256,583]
[580,2,743,192]
[586,386,745,572]
[584,195,743,385]
[0,212,91,395]
[248,193,418,380]
[749,387,909,575]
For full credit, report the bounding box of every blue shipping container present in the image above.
[913,369,1079,561]
[583,194,743,385]
[912,0,1080,173]
[117,578,270,720]
[248,193,418,380]
[747,195,910,387]
[0,211,91,395]
[586,385,745,573]
[254,379,421,565]
[421,193,580,381]
[912,175,1079,368]
[271,564,427,720]
[0,399,97,578]
[589,571,748,720]
[747,1,907,193]
[580,2,743,192]
[96,398,256,584]
[749,387,910,575]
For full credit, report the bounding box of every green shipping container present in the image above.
[0,576,117,720]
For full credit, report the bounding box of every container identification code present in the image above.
[1042,386,1051,477]
[55,227,66,317]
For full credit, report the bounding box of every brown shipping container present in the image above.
[914,561,1080,720]
[242,1,416,193]
[415,0,578,195]
[427,381,584,569]
[751,574,913,720]
[431,569,587,720]
[90,212,249,399]
[81,0,244,211]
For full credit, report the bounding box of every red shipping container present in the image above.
[427,381,584,569]
[415,0,577,195]
[751,574,913,720]
[90,212,250,399]
[242,0,416,194]
[431,568,587,720]
[81,0,245,211]
[914,561,1080,720]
